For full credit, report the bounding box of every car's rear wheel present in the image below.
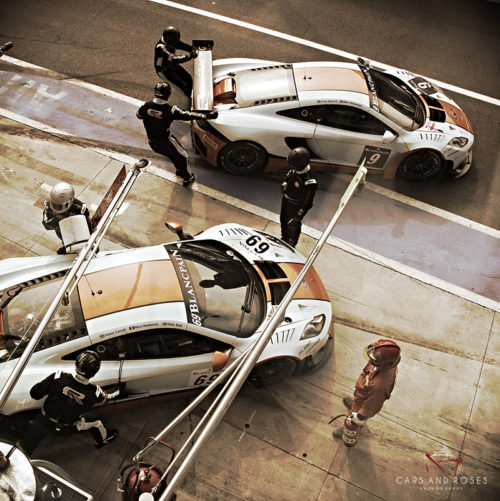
[247,358,297,387]
[398,150,443,181]
[218,140,268,175]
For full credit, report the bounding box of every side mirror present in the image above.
[212,350,229,371]
[382,130,397,143]
[165,222,193,241]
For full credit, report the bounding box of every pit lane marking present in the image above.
[149,0,500,108]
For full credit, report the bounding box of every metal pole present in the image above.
[158,163,367,501]
[0,159,148,411]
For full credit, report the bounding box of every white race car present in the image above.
[191,56,473,181]
[0,224,332,417]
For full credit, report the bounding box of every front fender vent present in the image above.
[253,95,297,106]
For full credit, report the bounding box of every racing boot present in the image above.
[182,173,195,187]
[95,429,118,449]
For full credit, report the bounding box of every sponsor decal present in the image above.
[358,145,391,169]
[166,246,203,326]
[62,386,85,405]
[359,65,380,112]
[299,338,321,358]
[394,453,489,492]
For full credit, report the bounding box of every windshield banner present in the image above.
[359,65,380,113]
[166,245,203,326]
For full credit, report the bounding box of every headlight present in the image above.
[300,314,326,340]
[448,137,468,148]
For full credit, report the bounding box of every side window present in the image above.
[277,106,324,124]
[62,335,126,361]
[322,106,387,135]
[63,329,232,361]
[127,329,231,360]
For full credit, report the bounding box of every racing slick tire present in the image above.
[398,150,443,181]
[218,140,268,175]
[247,358,297,387]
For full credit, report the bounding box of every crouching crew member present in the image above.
[333,339,401,446]
[154,26,196,99]
[42,182,91,254]
[280,147,317,247]
[21,350,119,456]
[137,82,217,187]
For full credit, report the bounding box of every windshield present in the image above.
[369,69,425,131]
[165,242,266,337]
[0,276,86,361]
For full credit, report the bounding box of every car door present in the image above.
[310,104,407,172]
[118,328,233,395]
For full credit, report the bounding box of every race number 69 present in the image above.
[246,235,270,254]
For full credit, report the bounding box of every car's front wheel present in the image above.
[398,150,443,181]
[247,358,297,387]
[218,140,268,175]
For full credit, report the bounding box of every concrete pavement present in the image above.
[0,113,498,500]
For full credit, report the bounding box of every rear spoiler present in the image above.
[192,39,214,111]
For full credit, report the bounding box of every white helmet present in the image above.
[49,182,75,213]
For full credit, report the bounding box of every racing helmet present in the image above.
[364,339,401,368]
[75,350,101,379]
[288,147,311,169]
[162,26,180,45]
[154,81,171,100]
[49,182,75,214]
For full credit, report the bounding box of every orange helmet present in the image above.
[364,339,401,368]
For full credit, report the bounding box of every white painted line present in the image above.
[1,64,498,239]
[149,0,500,107]
[365,181,500,239]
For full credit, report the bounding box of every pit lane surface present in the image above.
[0,2,499,500]
[0,0,499,230]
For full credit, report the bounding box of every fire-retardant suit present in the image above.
[137,82,217,187]
[154,26,195,99]
[333,339,401,446]
[42,182,90,254]
[20,351,119,456]
[280,147,317,248]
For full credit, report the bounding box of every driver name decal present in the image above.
[167,247,202,326]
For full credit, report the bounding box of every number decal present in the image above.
[245,235,269,254]
[189,368,222,387]
[408,76,439,95]
[366,153,381,166]
[193,373,220,386]
[358,146,391,169]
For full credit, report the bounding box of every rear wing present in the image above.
[192,40,214,111]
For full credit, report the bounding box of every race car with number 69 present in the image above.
[191,54,473,181]
[0,223,332,417]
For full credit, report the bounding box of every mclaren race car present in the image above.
[0,224,332,416]
[191,55,473,181]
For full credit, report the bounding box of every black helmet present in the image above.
[154,82,171,100]
[288,147,311,169]
[75,350,101,379]
[162,26,180,45]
